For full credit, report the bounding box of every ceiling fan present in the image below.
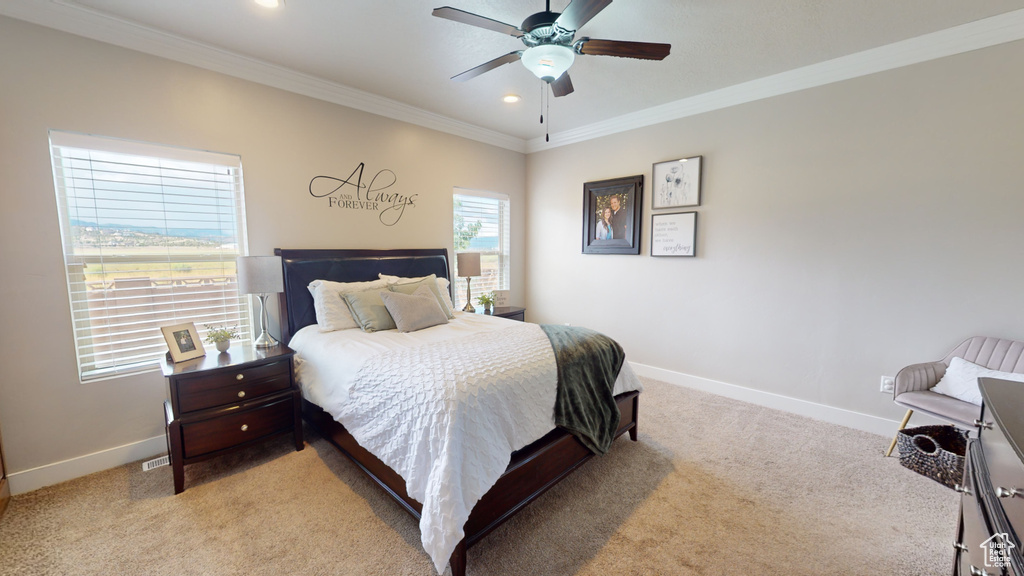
[432,0,671,97]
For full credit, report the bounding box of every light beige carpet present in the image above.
[0,378,957,576]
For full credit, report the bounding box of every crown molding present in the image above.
[0,0,528,153]
[526,8,1024,153]
[3,2,1023,156]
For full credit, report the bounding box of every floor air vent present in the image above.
[142,455,170,472]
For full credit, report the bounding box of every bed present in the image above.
[275,248,641,576]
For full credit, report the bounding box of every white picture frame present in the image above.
[651,212,697,257]
[161,322,206,363]
[492,289,510,307]
[652,155,702,209]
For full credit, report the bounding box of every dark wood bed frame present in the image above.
[275,248,639,576]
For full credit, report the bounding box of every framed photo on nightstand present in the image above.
[161,322,206,363]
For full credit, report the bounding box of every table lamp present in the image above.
[236,255,284,348]
[456,252,481,313]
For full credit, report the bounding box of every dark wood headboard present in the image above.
[274,248,451,343]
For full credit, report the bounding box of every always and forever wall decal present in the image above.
[309,162,419,226]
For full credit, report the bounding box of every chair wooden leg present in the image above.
[885,409,914,457]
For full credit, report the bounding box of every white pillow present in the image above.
[307,278,389,332]
[931,356,1024,406]
[379,273,455,314]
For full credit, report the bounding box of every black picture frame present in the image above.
[582,175,643,255]
[651,211,697,257]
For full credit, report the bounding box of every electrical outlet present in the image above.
[880,376,895,394]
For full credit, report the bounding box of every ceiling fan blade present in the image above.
[550,73,574,97]
[451,51,523,82]
[577,38,671,60]
[432,6,524,38]
[554,0,612,32]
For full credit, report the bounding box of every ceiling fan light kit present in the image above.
[521,44,575,82]
[433,0,670,98]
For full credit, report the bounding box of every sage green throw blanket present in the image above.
[540,324,625,455]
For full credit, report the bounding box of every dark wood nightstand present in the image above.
[476,306,526,322]
[161,343,303,494]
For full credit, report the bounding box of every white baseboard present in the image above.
[629,362,908,438]
[7,364,929,495]
[8,435,166,496]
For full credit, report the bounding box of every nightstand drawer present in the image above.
[176,359,291,413]
[181,396,294,459]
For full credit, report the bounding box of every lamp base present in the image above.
[462,277,476,313]
[252,293,279,349]
[253,331,279,349]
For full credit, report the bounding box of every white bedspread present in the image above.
[290,313,642,574]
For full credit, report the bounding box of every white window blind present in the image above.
[453,189,510,307]
[49,131,251,381]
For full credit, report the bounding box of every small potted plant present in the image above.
[204,324,239,353]
[476,292,495,313]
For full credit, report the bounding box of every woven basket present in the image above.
[897,425,968,490]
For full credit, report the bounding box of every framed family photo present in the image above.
[161,322,206,363]
[582,174,643,255]
[651,212,697,257]
[652,155,701,209]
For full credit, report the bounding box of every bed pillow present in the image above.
[930,356,1024,406]
[341,288,397,332]
[380,285,449,333]
[379,273,455,313]
[307,278,389,332]
[388,275,455,319]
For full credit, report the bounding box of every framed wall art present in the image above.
[582,174,643,255]
[161,322,206,363]
[652,155,701,209]
[651,211,697,257]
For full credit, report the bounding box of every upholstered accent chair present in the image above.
[885,336,1024,457]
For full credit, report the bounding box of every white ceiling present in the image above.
[4,1,1024,152]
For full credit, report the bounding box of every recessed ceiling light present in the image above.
[254,0,282,8]
[502,94,521,103]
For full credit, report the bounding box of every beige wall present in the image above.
[0,17,525,475]
[525,39,1024,422]
[4,11,1024,487]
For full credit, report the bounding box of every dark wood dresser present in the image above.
[161,344,303,494]
[954,378,1024,575]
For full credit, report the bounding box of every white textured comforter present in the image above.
[290,313,642,574]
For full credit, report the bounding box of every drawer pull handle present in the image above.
[236,374,244,381]
[970,566,992,576]
[997,486,1021,498]
[954,483,973,496]
[237,391,246,398]
[974,419,993,429]
[240,424,248,432]
[953,542,969,552]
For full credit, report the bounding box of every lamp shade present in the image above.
[236,256,283,294]
[456,252,481,277]
[521,44,575,82]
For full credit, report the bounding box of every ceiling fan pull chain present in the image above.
[540,83,545,124]
[545,87,551,142]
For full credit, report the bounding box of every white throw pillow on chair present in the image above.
[931,356,1024,406]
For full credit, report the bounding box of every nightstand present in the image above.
[161,343,303,494]
[477,306,526,322]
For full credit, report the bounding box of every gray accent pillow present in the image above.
[342,289,397,332]
[380,285,449,333]
[388,274,455,319]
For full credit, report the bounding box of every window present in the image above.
[49,131,250,381]
[452,189,510,307]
